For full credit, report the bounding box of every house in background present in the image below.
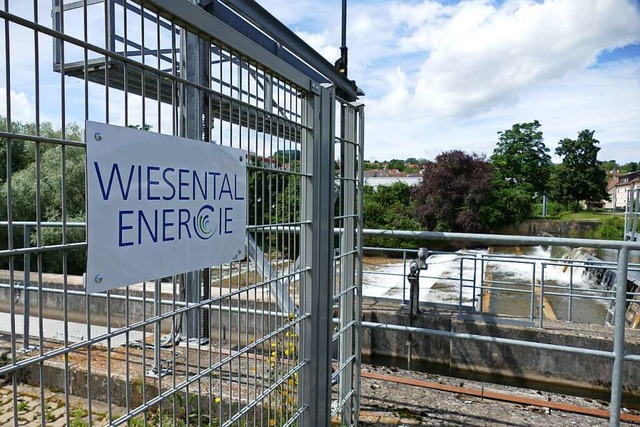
[605,171,640,211]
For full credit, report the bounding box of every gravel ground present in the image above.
[357,364,640,426]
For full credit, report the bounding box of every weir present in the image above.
[560,247,640,328]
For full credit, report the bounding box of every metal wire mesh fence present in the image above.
[0,1,363,425]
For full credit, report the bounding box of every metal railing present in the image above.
[361,229,640,427]
[361,245,638,326]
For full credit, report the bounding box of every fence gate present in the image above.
[0,1,363,426]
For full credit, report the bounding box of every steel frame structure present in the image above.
[0,1,363,426]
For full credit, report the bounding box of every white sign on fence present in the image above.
[85,121,247,293]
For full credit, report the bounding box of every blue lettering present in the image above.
[162,209,175,241]
[192,170,207,200]
[94,162,135,201]
[137,165,142,200]
[147,166,161,200]
[138,210,158,244]
[178,208,192,239]
[224,207,233,234]
[118,210,134,246]
[162,167,176,201]
[178,169,189,200]
[208,172,220,199]
[220,174,233,200]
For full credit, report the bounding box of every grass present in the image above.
[553,211,622,221]
[70,407,89,427]
[17,400,29,412]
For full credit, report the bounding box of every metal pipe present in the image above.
[361,371,640,424]
[362,228,640,250]
[22,224,31,351]
[479,255,485,313]
[609,247,629,427]
[539,268,544,328]
[569,264,574,322]
[360,321,617,360]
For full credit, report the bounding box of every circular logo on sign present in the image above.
[194,205,217,240]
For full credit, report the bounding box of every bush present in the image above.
[586,217,625,240]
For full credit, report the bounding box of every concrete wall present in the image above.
[362,307,640,396]
[497,220,601,238]
[0,271,284,342]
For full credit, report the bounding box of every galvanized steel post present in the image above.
[609,246,629,426]
[180,4,208,342]
[339,101,357,424]
[300,83,335,427]
[22,224,31,351]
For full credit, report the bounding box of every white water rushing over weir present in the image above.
[362,246,602,308]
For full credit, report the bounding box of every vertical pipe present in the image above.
[609,246,628,427]
[22,224,31,350]
[341,0,347,48]
[472,255,477,312]
[479,256,485,313]
[458,258,463,313]
[529,263,536,323]
[539,267,544,328]
[568,264,574,322]
[402,251,407,304]
[532,264,537,324]
[153,279,162,376]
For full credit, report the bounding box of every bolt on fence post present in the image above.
[609,246,629,427]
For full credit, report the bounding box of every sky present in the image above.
[256,0,640,163]
[1,0,639,164]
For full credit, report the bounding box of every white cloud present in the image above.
[295,30,341,64]
[0,88,35,123]
[259,0,640,162]
[392,0,640,117]
[365,56,640,162]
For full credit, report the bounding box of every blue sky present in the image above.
[257,0,640,163]
[1,0,639,164]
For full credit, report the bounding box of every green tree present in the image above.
[414,151,494,232]
[549,130,609,210]
[0,118,86,274]
[620,162,639,173]
[363,181,422,248]
[600,159,619,174]
[491,120,551,196]
[387,159,406,172]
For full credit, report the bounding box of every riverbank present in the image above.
[497,219,602,238]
